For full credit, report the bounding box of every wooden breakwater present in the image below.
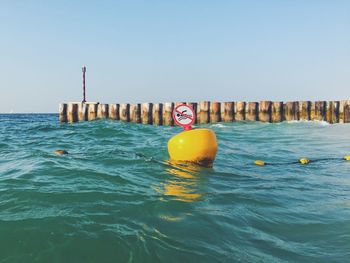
[59,100,350,124]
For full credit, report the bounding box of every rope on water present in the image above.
[254,156,350,166]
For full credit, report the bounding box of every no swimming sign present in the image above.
[172,104,195,130]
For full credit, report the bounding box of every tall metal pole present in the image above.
[82,65,86,103]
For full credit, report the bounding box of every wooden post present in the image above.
[163,102,174,126]
[130,103,141,123]
[97,104,109,119]
[339,101,345,123]
[67,103,78,123]
[196,102,201,124]
[326,101,339,124]
[259,101,272,122]
[235,101,246,121]
[344,100,350,123]
[294,101,300,120]
[309,102,315,120]
[187,102,198,124]
[314,101,326,121]
[284,102,299,121]
[87,103,98,121]
[271,102,283,123]
[199,101,210,124]
[339,100,350,123]
[78,102,87,121]
[221,102,234,122]
[299,101,311,121]
[246,102,258,121]
[152,103,163,125]
[210,102,221,123]
[59,103,67,123]
[120,103,130,122]
[141,103,153,124]
[108,104,119,120]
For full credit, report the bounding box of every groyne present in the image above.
[59,100,350,124]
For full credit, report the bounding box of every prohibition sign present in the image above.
[172,104,196,130]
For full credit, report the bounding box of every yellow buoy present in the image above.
[299,158,310,165]
[344,155,350,161]
[254,160,265,166]
[167,128,217,167]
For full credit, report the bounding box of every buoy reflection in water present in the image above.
[160,161,207,202]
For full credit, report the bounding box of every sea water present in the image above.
[0,114,349,262]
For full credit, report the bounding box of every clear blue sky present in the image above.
[0,0,349,113]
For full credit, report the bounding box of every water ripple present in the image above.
[0,114,350,262]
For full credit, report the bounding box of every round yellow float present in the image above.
[299,158,310,165]
[54,149,68,155]
[254,160,266,166]
[167,128,218,167]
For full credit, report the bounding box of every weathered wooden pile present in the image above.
[59,100,350,124]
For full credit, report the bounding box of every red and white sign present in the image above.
[172,104,196,130]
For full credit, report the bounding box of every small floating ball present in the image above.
[344,155,350,161]
[254,160,265,166]
[54,150,68,155]
[299,158,310,165]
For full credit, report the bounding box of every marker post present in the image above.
[82,66,86,103]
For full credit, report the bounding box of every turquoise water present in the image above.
[1,114,350,263]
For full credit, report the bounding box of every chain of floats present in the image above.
[53,149,350,168]
[254,156,350,166]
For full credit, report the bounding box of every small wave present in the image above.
[0,142,9,149]
[312,120,330,126]
[285,120,330,126]
[284,120,300,124]
[210,123,226,128]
